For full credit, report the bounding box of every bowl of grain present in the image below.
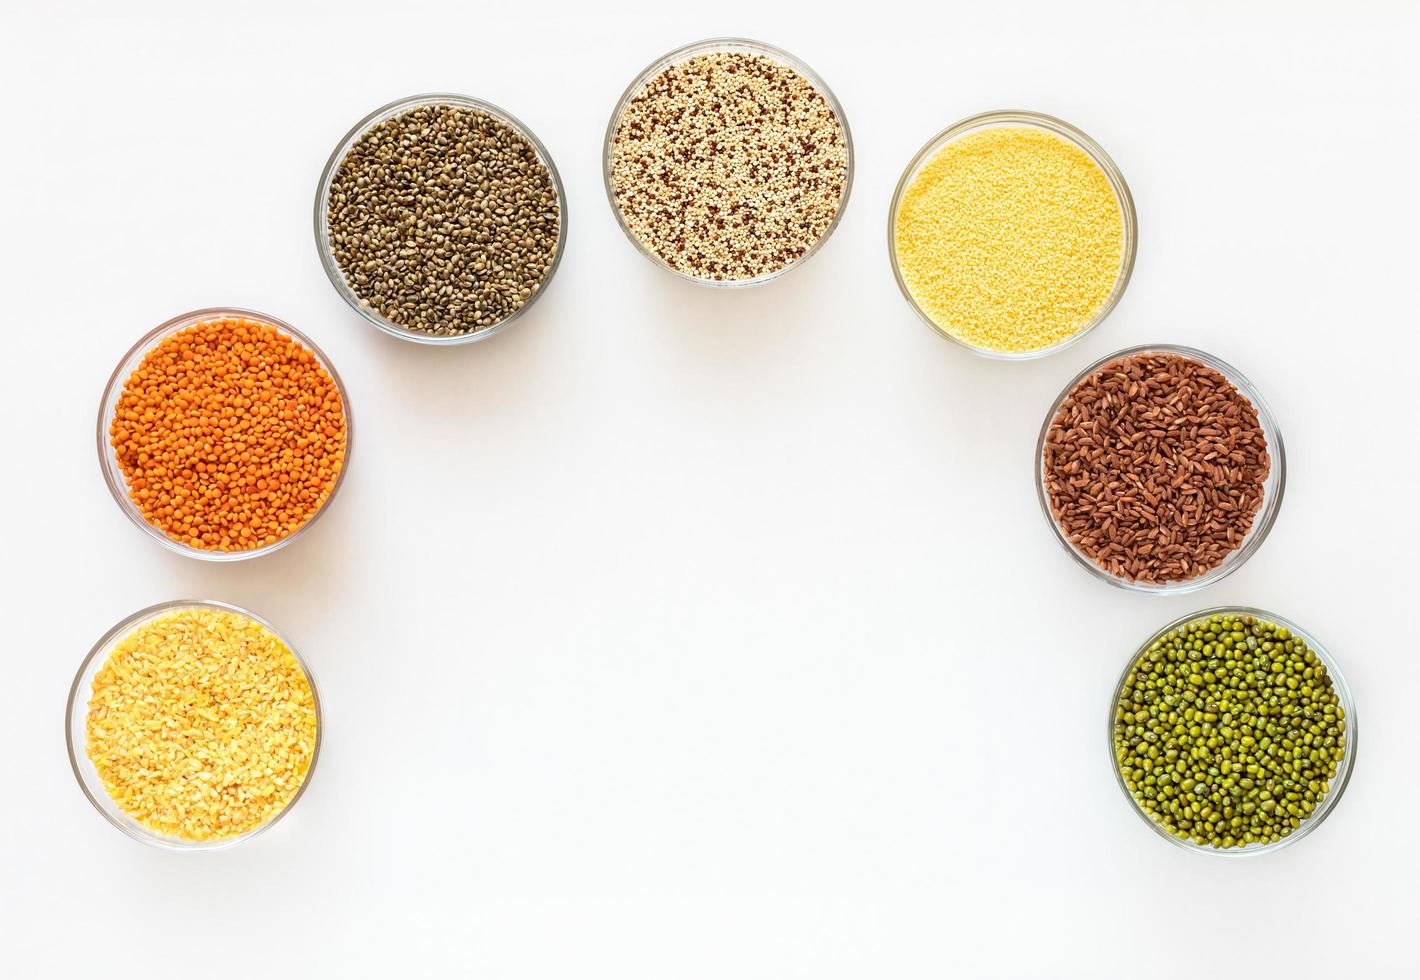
[1036,344,1285,594]
[889,110,1136,359]
[1110,607,1355,856]
[98,308,352,561]
[603,37,854,287]
[316,92,567,344]
[66,600,322,849]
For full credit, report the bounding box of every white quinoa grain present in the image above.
[609,50,849,281]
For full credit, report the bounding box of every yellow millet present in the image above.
[85,608,318,841]
[894,126,1124,353]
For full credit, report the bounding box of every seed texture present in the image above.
[110,317,346,552]
[1114,613,1347,849]
[1043,352,1271,584]
[326,102,560,336]
[894,126,1124,353]
[609,50,849,281]
[85,608,318,841]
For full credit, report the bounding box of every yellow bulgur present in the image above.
[893,126,1125,353]
[85,608,317,841]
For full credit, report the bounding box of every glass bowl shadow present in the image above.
[1036,343,1285,595]
[1109,606,1356,857]
[315,92,568,345]
[602,37,854,289]
[65,599,323,851]
[888,109,1137,360]
[97,307,353,562]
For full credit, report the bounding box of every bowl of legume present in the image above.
[1110,608,1355,855]
[316,92,567,344]
[66,600,322,850]
[1036,344,1284,594]
[98,308,352,561]
[889,110,1136,359]
[603,37,854,287]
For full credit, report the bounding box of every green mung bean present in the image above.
[1113,612,1347,850]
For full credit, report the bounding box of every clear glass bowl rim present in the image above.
[887,109,1138,360]
[65,598,324,851]
[1108,605,1357,857]
[601,36,855,289]
[1035,342,1286,595]
[97,306,353,562]
[314,91,568,345]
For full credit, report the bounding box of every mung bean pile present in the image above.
[894,126,1124,353]
[1114,613,1347,849]
[1042,351,1271,584]
[85,608,318,841]
[608,50,849,281]
[325,102,560,336]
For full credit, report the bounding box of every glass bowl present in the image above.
[602,37,854,288]
[98,307,353,562]
[1036,343,1285,595]
[888,109,1137,359]
[315,92,568,345]
[1109,607,1356,857]
[66,599,323,850]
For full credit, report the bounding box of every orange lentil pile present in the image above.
[110,317,346,552]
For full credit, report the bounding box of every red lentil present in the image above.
[109,317,347,551]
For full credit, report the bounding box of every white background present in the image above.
[2,1,1417,976]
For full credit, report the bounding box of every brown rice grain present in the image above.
[1042,352,1271,584]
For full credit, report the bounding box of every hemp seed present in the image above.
[325,102,560,337]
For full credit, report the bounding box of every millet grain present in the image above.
[894,126,1124,353]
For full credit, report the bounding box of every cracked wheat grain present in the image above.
[85,608,318,841]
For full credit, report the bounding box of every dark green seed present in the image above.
[1113,613,1346,850]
